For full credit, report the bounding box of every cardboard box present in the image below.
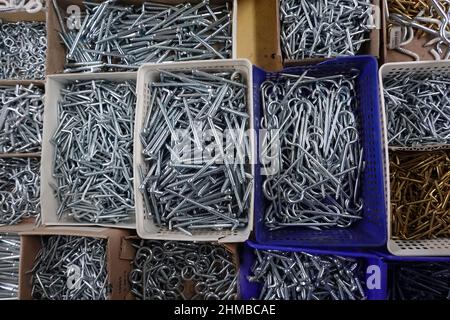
[41,72,137,229]
[124,236,239,299]
[381,0,443,62]
[382,0,450,62]
[18,226,133,300]
[46,0,238,75]
[0,10,47,82]
[235,0,282,71]
[273,0,381,67]
[0,80,45,157]
[0,218,37,233]
[0,155,41,227]
[0,223,35,300]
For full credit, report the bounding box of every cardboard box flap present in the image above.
[19,226,119,239]
[0,10,45,22]
[0,219,36,234]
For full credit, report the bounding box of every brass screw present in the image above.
[390,150,450,240]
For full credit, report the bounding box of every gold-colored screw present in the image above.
[390,150,450,240]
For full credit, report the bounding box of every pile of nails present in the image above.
[389,262,450,300]
[0,21,47,80]
[130,240,238,300]
[261,71,365,230]
[384,71,450,147]
[248,249,367,300]
[55,0,233,73]
[387,0,450,60]
[0,84,44,153]
[52,80,136,225]
[0,233,20,299]
[139,69,252,236]
[390,150,450,240]
[280,0,373,60]
[0,157,40,225]
[31,235,109,300]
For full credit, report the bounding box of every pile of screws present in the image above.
[52,80,136,225]
[0,21,46,80]
[387,0,450,60]
[390,150,450,240]
[248,249,367,300]
[130,240,238,300]
[261,72,365,230]
[384,71,450,147]
[280,0,372,60]
[139,69,252,235]
[0,84,44,153]
[389,262,450,300]
[55,0,233,73]
[0,157,40,225]
[31,235,109,300]
[0,233,20,299]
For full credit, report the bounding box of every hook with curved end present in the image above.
[263,177,279,201]
[430,0,450,44]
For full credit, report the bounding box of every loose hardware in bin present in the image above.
[0,10,47,81]
[50,0,236,73]
[380,61,450,256]
[254,56,387,247]
[240,241,387,300]
[0,233,20,299]
[381,254,450,300]
[134,59,255,242]
[0,157,40,226]
[129,240,238,300]
[0,84,44,153]
[40,72,137,229]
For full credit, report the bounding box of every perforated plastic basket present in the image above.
[239,241,388,300]
[253,56,387,247]
[134,59,255,242]
[379,61,450,256]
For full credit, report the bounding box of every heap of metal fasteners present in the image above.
[0,233,20,299]
[0,84,44,153]
[31,235,109,300]
[383,71,450,147]
[0,157,40,225]
[387,0,450,60]
[139,69,251,235]
[52,80,136,224]
[54,0,233,73]
[130,241,238,300]
[390,150,450,240]
[248,249,367,300]
[389,262,450,300]
[261,71,365,230]
[279,0,373,60]
[0,21,46,80]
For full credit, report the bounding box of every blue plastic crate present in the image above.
[378,253,450,300]
[239,241,387,300]
[253,56,387,247]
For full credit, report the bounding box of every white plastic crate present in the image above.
[41,72,137,229]
[134,59,255,242]
[379,61,450,256]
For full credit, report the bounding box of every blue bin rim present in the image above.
[246,240,382,260]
